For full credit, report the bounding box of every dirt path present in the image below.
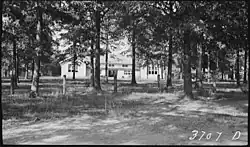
[2,93,248,145]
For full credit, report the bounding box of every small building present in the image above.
[59,56,141,80]
[99,56,141,80]
[59,55,184,81]
[60,57,91,79]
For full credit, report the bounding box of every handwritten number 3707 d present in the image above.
[189,130,241,141]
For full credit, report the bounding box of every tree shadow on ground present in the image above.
[2,90,150,121]
[215,91,248,100]
[203,83,241,89]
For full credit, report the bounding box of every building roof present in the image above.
[100,55,132,64]
[60,54,134,65]
[59,56,91,65]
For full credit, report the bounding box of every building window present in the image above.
[148,66,158,75]
[122,64,128,67]
[109,64,114,67]
[108,70,115,77]
[68,64,71,72]
[124,70,132,75]
[68,64,78,72]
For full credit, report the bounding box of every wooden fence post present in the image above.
[114,70,117,93]
[63,75,66,95]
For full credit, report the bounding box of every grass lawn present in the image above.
[2,78,248,145]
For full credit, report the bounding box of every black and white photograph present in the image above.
[1,1,248,145]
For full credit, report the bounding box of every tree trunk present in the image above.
[12,38,17,88]
[63,75,66,95]
[180,63,183,80]
[212,50,219,92]
[166,33,173,88]
[25,63,28,79]
[30,56,40,98]
[164,60,167,80]
[202,45,206,75]
[221,70,224,81]
[90,37,95,87]
[207,50,210,83]
[231,66,234,80]
[30,3,42,98]
[5,69,8,77]
[91,55,95,87]
[114,70,117,93]
[10,39,16,94]
[195,68,198,88]
[131,22,137,85]
[203,67,206,76]
[94,8,102,91]
[72,41,76,80]
[243,47,248,83]
[10,70,15,95]
[157,60,160,76]
[167,2,173,88]
[146,59,149,79]
[105,33,109,83]
[236,48,240,86]
[196,43,203,89]
[161,59,164,79]
[16,51,20,83]
[73,52,76,80]
[31,59,34,79]
[157,74,160,89]
[183,29,193,99]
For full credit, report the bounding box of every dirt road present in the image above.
[2,93,248,145]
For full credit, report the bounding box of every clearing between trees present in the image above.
[2,80,248,145]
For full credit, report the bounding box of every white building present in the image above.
[58,32,187,81]
[60,55,142,80]
[59,55,178,81]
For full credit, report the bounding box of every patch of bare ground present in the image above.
[2,81,248,145]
